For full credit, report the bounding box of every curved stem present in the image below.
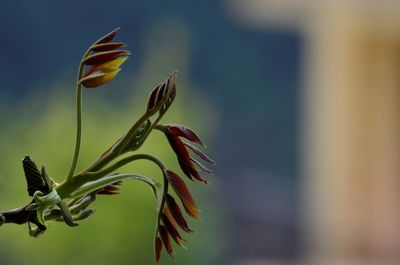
[81,112,152,173]
[76,153,167,184]
[66,49,91,182]
[69,173,159,198]
[154,171,168,245]
[66,30,124,181]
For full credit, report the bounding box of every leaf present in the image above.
[57,200,79,227]
[159,225,174,258]
[82,50,130,65]
[82,56,129,78]
[91,42,126,52]
[166,170,200,219]
[190,157,213,174]
[146,73,177,115]
[178,157,208,184]
[167,124,205,146]
[165,194,193,233]
[162,213,186,246]
[73,209,95,221]
[155,236,163,263]
[96,27,120,44]
[184,142,215,164]
[96,181,122,195]
[80,69,121,88]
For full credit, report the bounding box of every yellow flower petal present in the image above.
[79,69,121,88]
[97,56,129,72]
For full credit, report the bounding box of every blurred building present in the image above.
[228,1,400,264]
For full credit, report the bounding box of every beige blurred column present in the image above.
[301,13,400,265]
[225,1,400,264]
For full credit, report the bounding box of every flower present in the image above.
[160,124,215,184]
[79,28,130,88]
[154,123,215,261]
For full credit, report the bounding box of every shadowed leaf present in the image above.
[159,225,174,258]
[96,27,120,44]
[92,42,126,52]
[166,194,193,233]
[167,124,204,146]
[155,236,163,263]
[190,157,213,174]
[166,170,200,219]
[83,50,130,66]
[162,213,186,246]
[184,142,215,164]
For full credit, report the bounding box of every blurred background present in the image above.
[0,1,399,265]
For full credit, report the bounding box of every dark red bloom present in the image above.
[160,124,214,184]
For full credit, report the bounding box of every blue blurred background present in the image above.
[2,1,399,265]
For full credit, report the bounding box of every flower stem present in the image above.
[76,153,167,184]
[66,50,91,182]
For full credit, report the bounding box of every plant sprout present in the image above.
[0,28,214,262]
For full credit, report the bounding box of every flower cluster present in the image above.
[79,28,130,88]
[0,28,214,263]
[154,124,215,261]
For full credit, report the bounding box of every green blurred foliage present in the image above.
[0,20,224,265]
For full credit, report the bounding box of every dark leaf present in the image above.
[96,27,120,44]
[166,170,200,219]
[165,194,193,233]
[178,158,208,184]
[167,124,204,146]
[73,209,95,221]
[147,84,161,112]
[159,225,174,258]
[92,42,126,52]
[162,213,186,246]
[155,236,163,263]
[184,142,215,164]
[190,157,213,174]
[83,50,130,66]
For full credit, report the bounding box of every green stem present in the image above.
[66,49,91,182]
[58,153,167,199]
[69,173,158,198]
[76,153,167,184]
[81,113,152,174]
